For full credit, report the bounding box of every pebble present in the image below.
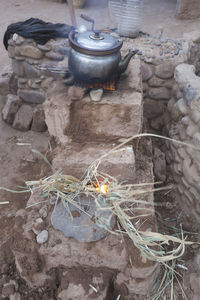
[36,230,48,244]
[39,205,48,218]
[90,88,103,102]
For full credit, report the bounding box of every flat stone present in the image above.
[2,283,15,297]
[31,105,47,132]
[9,293,21,300]
[0,74,10,95]
[15,45,43,59]
[12,59,24,77]
[8,45,15,58]
[155,62,175,79]
[51,195,115,242]
[150,115,165,130]
[141,63,153,81]
[23,61,41,78]
[153,147,166,181]
[143,98,164,118]
[149,87,171,100]
[45,51,64,61]
[37,44,51,52]
[18,89,45,104]
[9,73,18,94]
[13,104,33,131]
[2,94,22,125]
[36,230,48,244]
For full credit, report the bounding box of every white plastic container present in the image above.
[109,0,142,38]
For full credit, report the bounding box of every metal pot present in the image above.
[67,15,138,84]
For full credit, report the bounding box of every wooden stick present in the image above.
[68,0,77,28]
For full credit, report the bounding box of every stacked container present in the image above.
[109,0,142,38]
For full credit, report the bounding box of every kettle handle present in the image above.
[80,14,95,31]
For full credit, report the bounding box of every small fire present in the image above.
[95,183,109,195]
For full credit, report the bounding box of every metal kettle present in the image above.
[67,14,138,84]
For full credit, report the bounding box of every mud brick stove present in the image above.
[17,57,159,298]
[4,23,160,299]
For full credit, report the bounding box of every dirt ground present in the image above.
[1,0,200,299]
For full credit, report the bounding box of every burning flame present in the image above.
[95,184,109,195]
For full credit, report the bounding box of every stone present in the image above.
[9,73,18,94]
[173,83,182,100]
[181,116,190,126]
[8,45,15,58]
[51,197,115,242]
[2,94,22,125]
[0,73,10,95]
[18,89,45,104]
[176,98,188,115]
[186,123,197,137]
[2,282,15,297]
[174,64,197,89]
[176,0,200,19]
[143,98,164,118]
[36,230,48,244]
[23,62,41,78]
[148,76,165,87]
[193,132,200,148]
[9,293,21,300]
[90,88,103,102]
[149,87,171,100]
[190,110,200,124]
[12,60,24,77]
[45,52,64,61]
[153,147,166,181]
[44,82,71,144]
[167,97,176,112]
[190,273,200,294]
[68,85,86,101]
[15,45,43,59]
[39,205,48,218]
[41,77,54,90]
[155,62,175,79]
[37,44,51,52]
[141,63,153,81]
[31,105,47,132]
[32,218,45,235]
[13,104,34,131]
[150,115,165,130]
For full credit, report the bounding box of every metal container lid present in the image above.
[69,30,123,56]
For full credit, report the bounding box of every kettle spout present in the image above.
[118,50,138,74]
